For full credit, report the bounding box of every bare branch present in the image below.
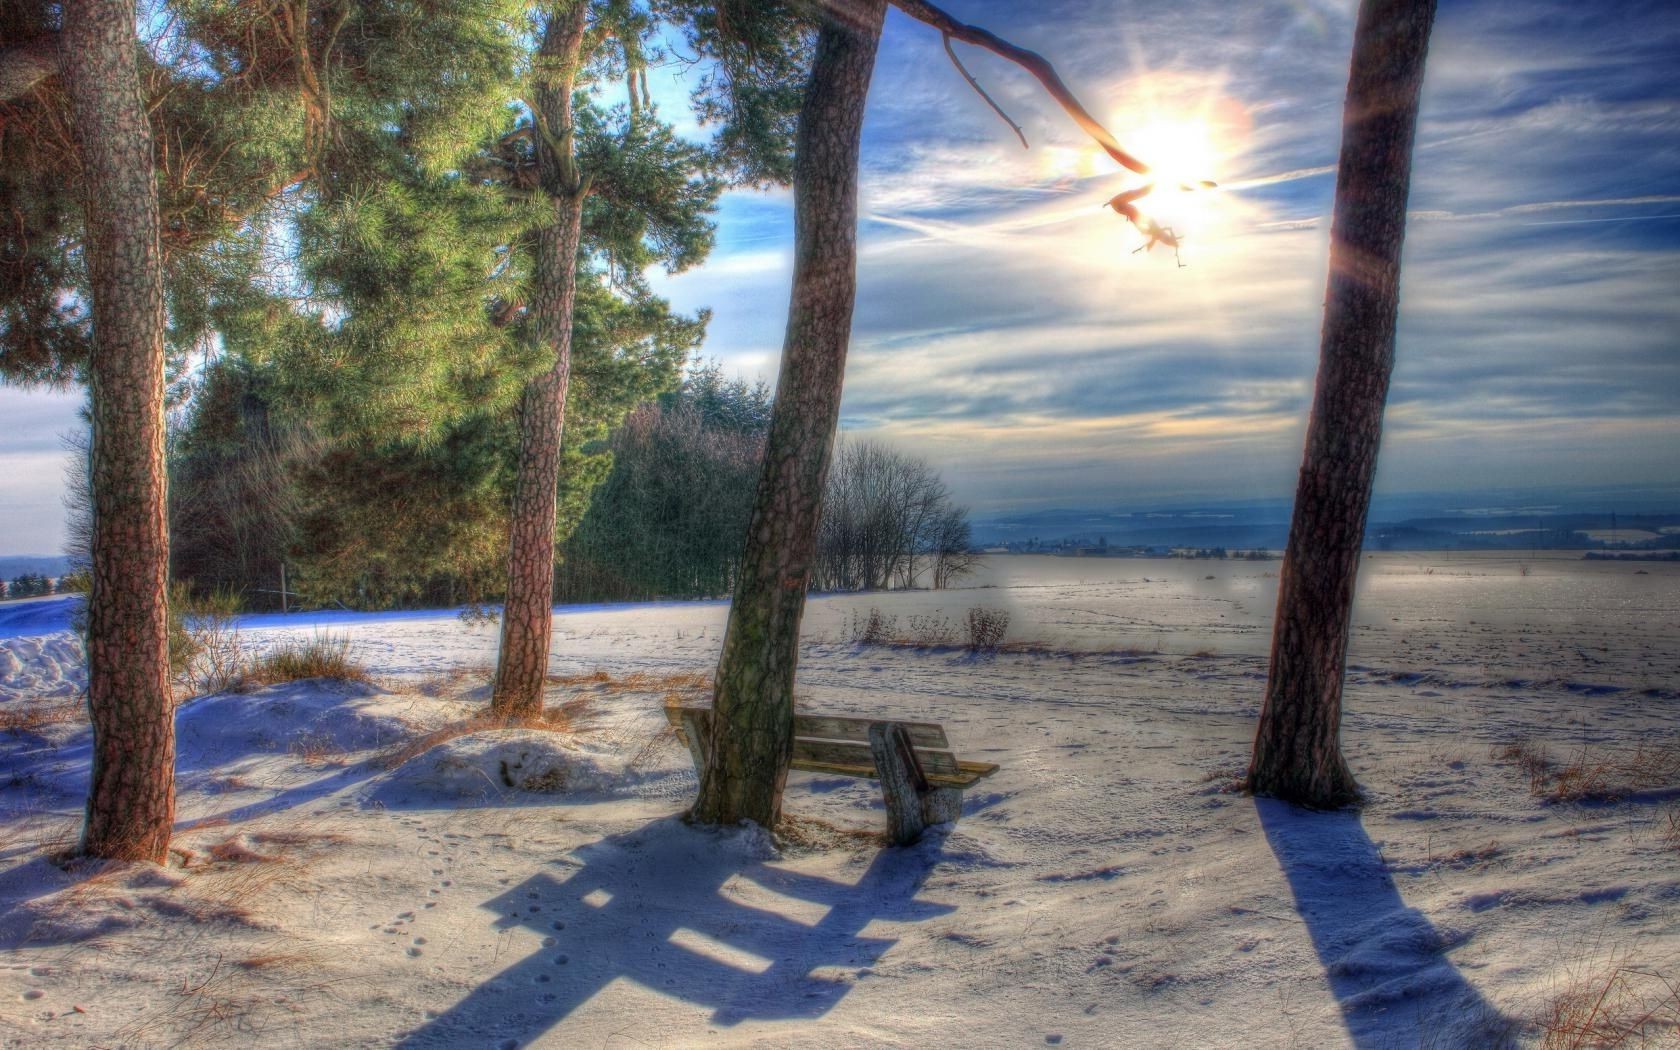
[941,32,1026,149]
[890,0,1149,175]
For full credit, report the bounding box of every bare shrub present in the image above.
[249,634,367,686]
[848,607,897,645]
[1660,806,1680,852]
[458,602,499,627]
[964,607,1010,652]
[907,614,955,646]
[181,594,248,697]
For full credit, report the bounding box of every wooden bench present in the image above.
[665,705,999,846]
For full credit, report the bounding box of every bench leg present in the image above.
[921,786,963,827]
[869,723,929,846]
[679,711,710,774]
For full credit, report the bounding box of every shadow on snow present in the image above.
[395,816,954,1047]
[1254,797,1518,1048]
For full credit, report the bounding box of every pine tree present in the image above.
[1247,0,1437,809]
[488,1,721,719]
[56,0,176,862]
[2,0,526,860]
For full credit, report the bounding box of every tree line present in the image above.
[1,0,1436,862]
[560,363,975,603]
[2,573,63,599]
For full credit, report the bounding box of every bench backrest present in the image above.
[664,705,963,775]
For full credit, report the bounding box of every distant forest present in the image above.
[117,364,974,611]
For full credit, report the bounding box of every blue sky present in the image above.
[3,0,1677,554]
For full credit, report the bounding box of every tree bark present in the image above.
[491,1,589,720]
[690,0,887,829]
[0,34,59,103]
[63,0,176,861]
[1247,0,1436,809]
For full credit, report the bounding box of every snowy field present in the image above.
[1,552,1677,1048]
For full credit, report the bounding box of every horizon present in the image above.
[3,0,1678,553]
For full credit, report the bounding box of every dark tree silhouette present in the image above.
[1248,0,1437,808]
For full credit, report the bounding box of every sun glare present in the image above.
[1127,118,1223,236]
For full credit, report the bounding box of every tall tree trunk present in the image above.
[491,1,589,720]
[64,0,176,861]
[1247,0,1436,809]
[690,0,887,829]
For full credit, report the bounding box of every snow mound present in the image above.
[0,632,85,702]
[175,680,407,766]
[369,729,621,806]
[0,594,79,641]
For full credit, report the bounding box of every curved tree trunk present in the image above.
[1247,0,1437,808]
[492,2,589,720]
[64,0,176,861]
[690,0,887,829]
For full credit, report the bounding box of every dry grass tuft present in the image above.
[547,668,710,694]
[1539,960,1680,1048]
[205,838,277,865]
[231,952,309,972]
[774,814,885,854]
[414,666,480,697]
[1492,739,1554,795]
[248,829,349,848]
[248,634,369,686]
[548,668,612,687]
[1660,805,1680,852]
[374,706,577,771]
[0,698,84,734]
[1496,739,1680,804]
[625,725,683,774]
[375,715,507,770]
[288,731,350,767]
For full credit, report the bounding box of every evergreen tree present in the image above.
[557,363,772,602]
[2,0,525,860]
[487,1,722,719]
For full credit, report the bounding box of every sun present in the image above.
[1126,118,1224,235]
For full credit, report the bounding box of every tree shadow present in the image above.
[1254,797,1519,1048]
[394,816,955,1047]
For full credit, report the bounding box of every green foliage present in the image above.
[656,0,814,187]
[557,363,770,601]
[1,0,529,384]
[4,573,56,599]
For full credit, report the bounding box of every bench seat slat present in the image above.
[793,737,960,775]
[791,758,992,789]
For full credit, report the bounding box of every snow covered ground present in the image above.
[0,552,1676,1048]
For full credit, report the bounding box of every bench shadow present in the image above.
[1254,797,1518,1048]
[393,815,955,1047]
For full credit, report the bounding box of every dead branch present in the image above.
[890,0,1149,175]
[941,32,1026,149]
